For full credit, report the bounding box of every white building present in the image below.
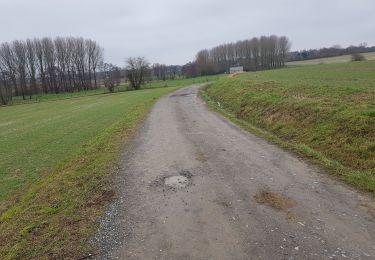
[229,66,244,74]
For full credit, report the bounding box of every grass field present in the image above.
[287,52,375,66]
[10,75,222,105]
[0,83,196,258]
[202,60,375,194]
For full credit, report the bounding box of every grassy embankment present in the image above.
[202,61,375,194]
[0,76,217,259]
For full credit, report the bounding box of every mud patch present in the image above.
[254,191,297,210]
[170,93,192,98]
[216,199,232,208]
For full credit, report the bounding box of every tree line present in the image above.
[102,58,172,92]
[1,35,297,105]
[0,37,103,105]
[100,60,184,93]
[193,35,291,76]
[151,64,181,81]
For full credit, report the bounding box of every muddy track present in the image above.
[95,85,375,259]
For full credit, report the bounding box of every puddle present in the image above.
[164,175,190,189]
[254,191,297,210]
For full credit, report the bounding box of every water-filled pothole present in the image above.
[164,175,189,189]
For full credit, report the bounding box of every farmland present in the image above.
[202,60,375,194]
[10,75,222,105]
[287,52,375,66]
[0,83,192,258]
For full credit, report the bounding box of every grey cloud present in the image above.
[0,0,374,65]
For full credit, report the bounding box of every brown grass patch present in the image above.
[252,81,277,91]
[86,190,115,207]
[263,110,296,125]
[286,211,302,222]
[228,72,244,78]
[349,93,373,103]
[254,191,297,210]
[195,150,207,162]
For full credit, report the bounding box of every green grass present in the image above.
[202,60,375,194]
[142,75,222,89]
[0,86,184,259]
[10,75,223,105]
[11,87,109,104]
[287,52,375,66]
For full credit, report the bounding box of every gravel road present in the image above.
[95,85,375,260]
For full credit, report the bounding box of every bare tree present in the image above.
[0,49,13,104]
[55,37,68,92]
[126,57,149,90]
[13,40,28,99]
[42,38,58,93]
[66,37,76,92]
[85,39,94,89]
[34,38,48,93]
[196,49,213,76]
[0,43,18,97]
[102,63,116,93]
[73,37,87,91]
[277,36,291,67]
[90,41,103,88]
[26,39,38,95]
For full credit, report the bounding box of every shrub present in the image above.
[351,53,366,61]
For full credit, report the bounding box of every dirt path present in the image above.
[95,85,375,259]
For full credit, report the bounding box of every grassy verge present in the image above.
[201,61,375,195]
[0,87,180,259]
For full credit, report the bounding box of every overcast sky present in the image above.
[0,0,374,65]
